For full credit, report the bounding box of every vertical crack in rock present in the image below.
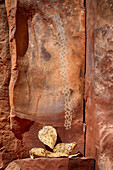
[84,0,86,7]
[83,0,87,157]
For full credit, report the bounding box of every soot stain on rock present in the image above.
[41,46,51,61]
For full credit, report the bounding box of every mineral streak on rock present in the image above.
[38,126,57,149]
[53,142,77,154]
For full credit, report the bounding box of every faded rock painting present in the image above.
[6,0,85,154]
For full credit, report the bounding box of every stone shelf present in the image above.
[5,157,95,170]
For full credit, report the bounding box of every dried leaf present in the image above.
[46,152,68,158]
[38,126,57,149]
[29,148,68,158]
[53,142,77,154]
[69,153,80,158]
[29,148,46,159]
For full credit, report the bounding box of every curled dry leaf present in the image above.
[46,152,68,158]
[29,148,68,158]
[68,152,82,158]
[53,142,77,154]
[38,126,57,149]
[30,126,77,159]
[29,148,46,159]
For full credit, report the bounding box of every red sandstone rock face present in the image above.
[86,0,113,169]
[5,157,95,170]
[0,1,28,169]
[5,0,85,155]
[1,0,113,169]
[0,0,85,168]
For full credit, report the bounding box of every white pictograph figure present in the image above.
[54,14,73,129]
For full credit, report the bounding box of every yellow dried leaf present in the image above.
[68,152,82,158]
[29,148,46,159]
[53,142,77,154]
[38,126,57,149]
[29,148,68,158]
[46,152,68,158]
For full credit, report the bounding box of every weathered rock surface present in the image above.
[0,1,28,169]
[5,157,95,170]
[86,0,113,169]
[5,0,85,155]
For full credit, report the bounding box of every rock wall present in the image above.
[86,0,113,169]
[0,0,85,169]
[1,0,113,169]
[0,1,30,169]
[5,0,85,156]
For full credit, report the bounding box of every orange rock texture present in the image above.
[0,1,28,169]
[5,0,85,158]
[5,157,95,170]
[86,0,113,169]
[0,0,85,169]
[1,0,113,169]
